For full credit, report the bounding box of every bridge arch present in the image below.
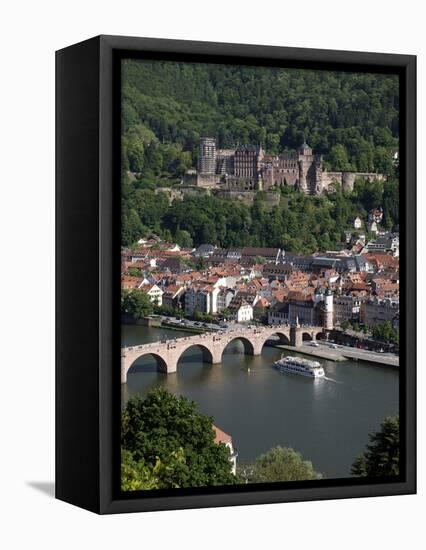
[302,328,324,341]
[126,352,169,377]
[177,343,215,366]
[222,336,256,358]
[261,330,291,348]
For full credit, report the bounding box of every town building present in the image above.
[209,247,282,267]
[161,285,185,310]
[213,425,238,475]
[121,275,144,290]
[193,243,216,259]
[333,295,363,326]
[253,297,270,321]
[184,285,220,315]
[268,287,333,329]
[362,298,399,328]
[368,207,383,223]
[351,216,362,230]
[240,247,282,265]
[365,233,399,257]
[216,288,235,312]
[268,301,289,325]
[366,221,379,234]
[140,283,163,306]
[228,295,254,323]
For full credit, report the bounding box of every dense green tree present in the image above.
[246,446,322,483]
[121,289,153,319]
[327,144,352,171]
[175,229,193,249]
[121,389,238,488]
[382,177,399,230]
[122,208,144,247]
[127,137,145,173]
[195,256,206,270]
[351,416,400,477]
[121,448,186,491]
[127,266,141,277]
[372,321,399,344]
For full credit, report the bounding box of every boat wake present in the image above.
[323,376,343,384]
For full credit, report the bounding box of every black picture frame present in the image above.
[56,35,416,514]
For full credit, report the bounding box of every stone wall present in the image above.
[215,190,257,205]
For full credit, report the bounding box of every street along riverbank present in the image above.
[276,342,399,367]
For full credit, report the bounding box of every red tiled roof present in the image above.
[121,276,143,289]
[163,284,182,295]
[213,425,232,445]
[255,297,270,308]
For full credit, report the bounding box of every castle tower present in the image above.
[298,142,313,157]
[323,288,334,330]
[198,137,216,174]
[297,142,313,194]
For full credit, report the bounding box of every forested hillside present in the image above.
[121,59,399,250]
[122,179,399,251]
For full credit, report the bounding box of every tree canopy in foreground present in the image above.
[351,416,399,477]
[121,389,237,490]
[239,446,322,483]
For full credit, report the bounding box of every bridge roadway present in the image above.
[121,324,324,383]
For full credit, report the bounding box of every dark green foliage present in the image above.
[127,266,141,277]
[121,389,237,489]
[382,178,400,229]
[240,446,322,483]
[121,448,186,491]
[372,321,399,345]
[122,60,398,172]
[122,178,399,251]
[351,416,400,477]
[121,289,153,319]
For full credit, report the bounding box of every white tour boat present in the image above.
[273,355,325,378]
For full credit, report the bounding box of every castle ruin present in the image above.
[187,138,384,196]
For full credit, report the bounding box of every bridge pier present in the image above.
[251,341,263,356]
[121,356,128,384]
[290,326,303,348]
[210,347,223,364]
[162,359,177,374]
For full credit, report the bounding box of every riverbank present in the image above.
[121,314,162,327]
[276,344,347,362]
[160,322,204,334]
[276,343,399,367]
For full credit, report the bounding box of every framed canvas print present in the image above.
[56,35,416,514]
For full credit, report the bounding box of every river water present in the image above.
[121,324,399,479]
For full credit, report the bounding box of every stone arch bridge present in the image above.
[121,325,324,383]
